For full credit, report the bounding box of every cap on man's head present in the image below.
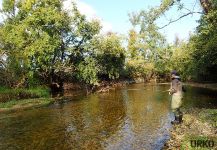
[171,70,178,75]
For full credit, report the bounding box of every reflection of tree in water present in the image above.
[0,84,171,150]
[61,92,127,149]
[0,85,216,149]
[0,92,126,150]
[0,108,70,149]
[105,84,171,149]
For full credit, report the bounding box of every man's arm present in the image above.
[169,80,178,95]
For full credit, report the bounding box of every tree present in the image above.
[74,33,126,84]
[128,6,168,80]
[93,33,126,80]
[169,41,193,80]
[189,2,217,81]
[0,0,101,88]
[127,29,139,59]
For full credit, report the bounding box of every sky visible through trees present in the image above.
[0,0,216,90]
[0,0,202,43]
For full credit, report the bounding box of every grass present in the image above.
[0,86,52,111]
[164,108,217,150]
[0,98,53,109]
[0,86,50,97]
[0,86,50,103]
[199,109,217,128]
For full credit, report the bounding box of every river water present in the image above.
[0,83,216,150]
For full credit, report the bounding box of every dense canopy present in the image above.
[0,0,216,90]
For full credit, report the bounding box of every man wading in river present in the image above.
[169,70,184,125]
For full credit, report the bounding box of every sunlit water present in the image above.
[0,84,216,150]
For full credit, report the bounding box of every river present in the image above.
[0,83,216,150]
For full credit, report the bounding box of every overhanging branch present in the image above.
[158,11,203,29]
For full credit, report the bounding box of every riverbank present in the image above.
[1,81,216,115]
[0,86,50,102]
[63,79,132,93]
[0,80,128,113]
[163,108,217,149]
[185,83,217,91]
[0,86,52,113]
[163,82,217,149]
[0,98,54,113]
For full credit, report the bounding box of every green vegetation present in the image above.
[0,86,51,111]
[76,33,125,84]
[0,0,216,89]
[128,0,217,82]
[0,98,52,110]
[164,108,217,149]
[181,135,217,150]
[0,1,217,148]
[0,0,217,107]
[0,0,126,89]
[0,0,101,88]
[0,86,49,96]
[199,109,217,127]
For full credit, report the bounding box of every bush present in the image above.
[126,59,154,78]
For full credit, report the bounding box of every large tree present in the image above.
[0,0,100,88]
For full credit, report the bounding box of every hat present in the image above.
[171,70,178,75]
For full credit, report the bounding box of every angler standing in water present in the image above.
[169,70,184,125]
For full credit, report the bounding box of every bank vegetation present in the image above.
[0,0,217,111]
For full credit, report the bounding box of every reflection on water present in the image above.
[0,84,216,150]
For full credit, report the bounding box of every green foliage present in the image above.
[129,0,180,27]
[187,3,217,81]
[1,0,217,88]
[76,57,99,85]
[129,14,166,61]
[74,33,126,84]
[168,42,194,80]
[1,0,15,17]
[0,99,18,108]
[126,59,154,78]
[0,86,50,98]
[127,29,139,59]
[0,0,101,87]
[127,0,217,82]
[128,2,170,79]
[0,0,127,88]
[0,0,69,86]
[127,14,167,79]
[92,34,126,80]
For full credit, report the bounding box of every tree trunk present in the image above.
[200,0,212,14]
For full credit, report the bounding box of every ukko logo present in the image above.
[190,139,215,148]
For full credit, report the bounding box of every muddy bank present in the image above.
[0,79,136,113]
[163,108,217,149]
[63,79,136,93]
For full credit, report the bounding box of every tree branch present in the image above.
[158,11,203,29]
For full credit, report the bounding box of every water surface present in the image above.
[0,84,216,150]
